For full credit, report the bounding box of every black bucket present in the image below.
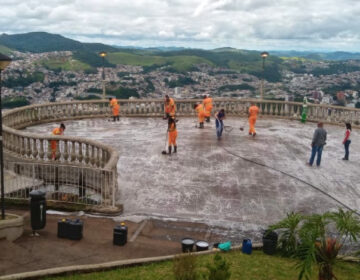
[182,238,195,252]
[196,240,209,251]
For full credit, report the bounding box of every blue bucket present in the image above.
[242,239,252,254]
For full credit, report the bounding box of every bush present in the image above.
[173,253,199,280]
[206,253,231,280]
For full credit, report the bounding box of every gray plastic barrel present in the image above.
[262,231,278,255]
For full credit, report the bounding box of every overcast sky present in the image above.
[1,0,360,51]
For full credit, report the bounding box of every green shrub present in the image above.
[206,253,231,280]
[173,253,200,280]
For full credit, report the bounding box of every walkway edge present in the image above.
[0,244,261,280]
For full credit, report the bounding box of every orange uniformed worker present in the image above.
[194,103,205,128]
[109,97,120,121]
[167,117,177,154]
[202,95,213,122]
[164,95,176,119]
[248,103,259,136]
[51,123,65,160]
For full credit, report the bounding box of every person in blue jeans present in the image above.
[215,109,225,139]
[342,123,352,160]
[308,122,327,166]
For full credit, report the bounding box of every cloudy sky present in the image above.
[1,0,360,51]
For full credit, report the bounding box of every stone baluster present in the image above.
[32,138,38,159]
[77,142,83,163]
[20,136,26,157]
[63,140,69,161]
[101,149,106,168]
[39,139,44,159]
[47,140,52,160]
[96,147,101,167]
[90,145,96,166]
[26,137,31,157]
[70,141,76,162]
[85,143,90,164]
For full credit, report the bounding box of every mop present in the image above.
[161,130,169,154]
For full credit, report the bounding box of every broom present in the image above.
[161,130,168,155]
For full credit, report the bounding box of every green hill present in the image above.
[0,32,117,53]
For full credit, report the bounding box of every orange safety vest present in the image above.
[203,97,213,111]
[165,98,176,115]
[110,98,118,107]
[249,105,259,118]
[52,127,63,136]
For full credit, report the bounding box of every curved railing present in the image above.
[3,99,360,208]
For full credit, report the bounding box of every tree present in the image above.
[270,209,360,280]
[355,102,360,109]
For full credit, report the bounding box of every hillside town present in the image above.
[2,50,360,108]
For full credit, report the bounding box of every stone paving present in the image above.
[26,117,360,235]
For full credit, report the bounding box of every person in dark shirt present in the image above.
[215,109,225,139]
[308,122,327,167]
[342,123,352,160]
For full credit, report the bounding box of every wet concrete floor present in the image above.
[26,117,360,234]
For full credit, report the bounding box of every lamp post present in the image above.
[260,51,269,100]
[0,53,12,220]
[99,51,107,99]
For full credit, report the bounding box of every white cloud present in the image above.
[1,0,360,51]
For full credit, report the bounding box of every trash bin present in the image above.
[262,231,278,255]
[29,190,46,231]
[113,222,127,246]
[242,239,252,254]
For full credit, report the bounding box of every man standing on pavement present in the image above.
[308,122,327,167]
[248,102,259,136]
[109,97,120,122]
[203,95,213,123]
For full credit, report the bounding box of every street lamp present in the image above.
[99,51,107,99]
[260,51,269,100]
[0,53,12,220]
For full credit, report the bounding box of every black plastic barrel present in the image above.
[114,223,128,246]
[181,238,195,252]
[196,240,209,251]
[262,231,278,255]
[29,190,46,231]
[67,219,83,240]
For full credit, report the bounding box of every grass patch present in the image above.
[107,52,213,72]
[43,250,360,280]
[40,57,92,71]
[0,44,13,55]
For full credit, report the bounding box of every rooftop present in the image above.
[26,117,360,236]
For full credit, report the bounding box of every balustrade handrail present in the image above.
[3,98,360,170]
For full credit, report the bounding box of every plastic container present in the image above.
[263,231,278,255]
[196,240,209,251]
[181,238,195,252]
[67,219,83,240]
[242,239,252,254]
[114,223,128,246]
[29,190,46,231]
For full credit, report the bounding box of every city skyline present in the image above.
[1,0,360,52]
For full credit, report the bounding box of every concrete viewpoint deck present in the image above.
[25,117,360,233]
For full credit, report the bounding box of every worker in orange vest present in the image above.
[194,103,205,128]
[248,103,259,136]
[202,95,213,122]
[109,97,120,121]
[164,95,176,119]
[167,117,177,154]
[51,123,65,160]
